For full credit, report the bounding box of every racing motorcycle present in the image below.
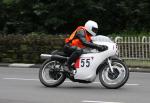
[39,35,129,89]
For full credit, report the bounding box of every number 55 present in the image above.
[81,58,90,67]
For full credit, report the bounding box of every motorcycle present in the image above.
[39,35,129,89]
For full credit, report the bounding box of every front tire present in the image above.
[99,59,129,89]
[39,59,66,87]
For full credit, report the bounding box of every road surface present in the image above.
[0,67,150,103]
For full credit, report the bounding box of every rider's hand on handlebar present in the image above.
[97,45,108,51]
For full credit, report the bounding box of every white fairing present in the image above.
[74,35,118,81]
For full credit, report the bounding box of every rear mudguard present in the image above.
[96,56,123,74]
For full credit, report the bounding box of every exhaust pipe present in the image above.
[40,54,52,59]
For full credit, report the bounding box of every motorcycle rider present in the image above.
[64,20,108,74]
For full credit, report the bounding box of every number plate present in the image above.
[74,57,94,69]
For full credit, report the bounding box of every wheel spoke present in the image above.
[42,61,63,83]
[101,61,127,86]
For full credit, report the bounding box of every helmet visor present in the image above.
[92,27,98,34]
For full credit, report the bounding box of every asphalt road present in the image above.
[0,67,150,103]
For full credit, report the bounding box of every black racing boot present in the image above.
[63,64,74,76]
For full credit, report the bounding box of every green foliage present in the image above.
[0,33,149,63]
[111,31,150,37]
[125,60,150,68]
[2,0,14,5]
[0,0,150,35]
[0,34,65,63]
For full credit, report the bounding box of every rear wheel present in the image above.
[99,60,129,89]
[39,59,66,87]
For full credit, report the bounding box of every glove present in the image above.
[97,45,108,51]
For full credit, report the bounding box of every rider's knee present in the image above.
[76,48,83,55]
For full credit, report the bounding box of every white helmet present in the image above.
[84,20,98,36]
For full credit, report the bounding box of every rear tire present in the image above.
[39,59,66,87]
[99,59,129,89]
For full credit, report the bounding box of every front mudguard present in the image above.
[96,55,123,74]
[109,55,123,62]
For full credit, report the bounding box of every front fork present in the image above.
[107,58,114,73]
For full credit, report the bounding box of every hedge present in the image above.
[1,33,150,64]
[0,34,66,63]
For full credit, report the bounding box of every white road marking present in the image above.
[82,100,122,103]
[2,78,140,86]
[9,63,34,68]
[125,83,140,86]
[92,81,140,86]
[3,78,39,81]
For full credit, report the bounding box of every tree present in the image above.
[0,0,150,35]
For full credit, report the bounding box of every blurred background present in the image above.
[0,0,150,67]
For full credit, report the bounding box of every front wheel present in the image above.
[99,59,129,89]
[39,59,66,87]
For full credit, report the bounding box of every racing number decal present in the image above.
[74,57,94,68]
[80,58,91,68]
